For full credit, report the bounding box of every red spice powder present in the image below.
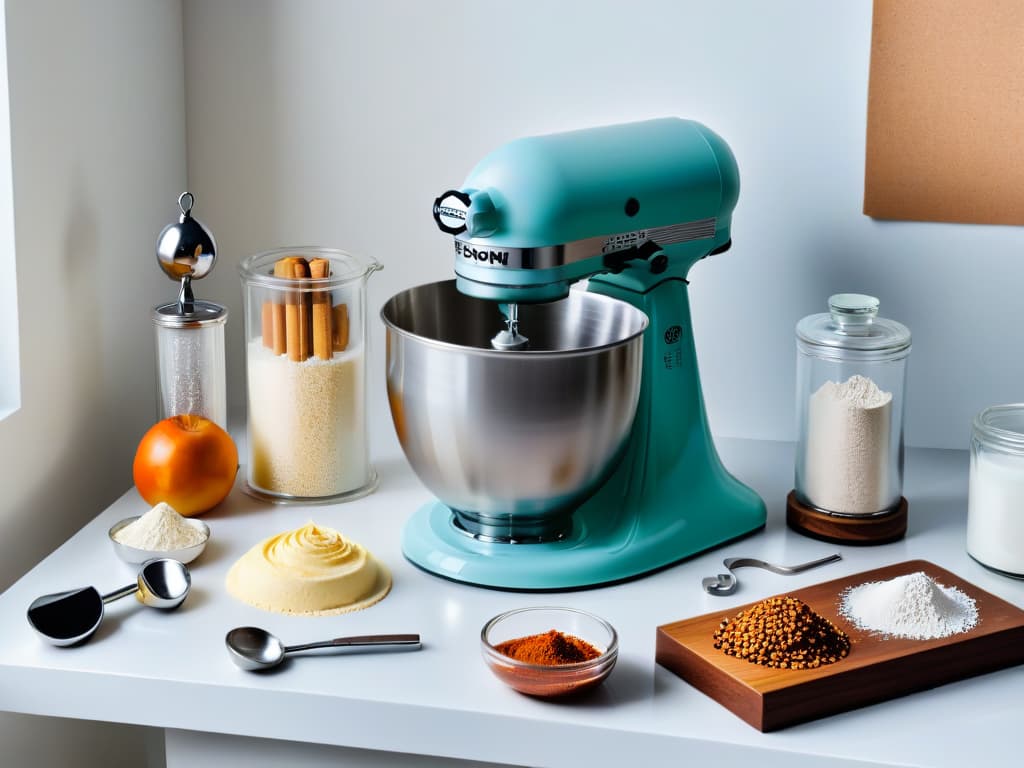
[494,629,601,665]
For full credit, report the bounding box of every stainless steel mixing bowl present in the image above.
[381,280,648,542]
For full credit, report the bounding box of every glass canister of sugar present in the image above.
[239,247,381,503]
[789,294,911,544]
[967,405,1024,576]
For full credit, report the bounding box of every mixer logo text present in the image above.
[437,205,467,222]
[456,241,510,266]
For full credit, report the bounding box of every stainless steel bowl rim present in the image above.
[480,606,619,669]
[381,291,649,358]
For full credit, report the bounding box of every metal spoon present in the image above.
[27,558,192,646]
[701,553,842,596]
[225,626,422,671]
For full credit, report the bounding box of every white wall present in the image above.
[183,0,1024,453]
[0,0,186,765]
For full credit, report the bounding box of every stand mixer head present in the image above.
[384,118,766,590]
[432,117,738,304]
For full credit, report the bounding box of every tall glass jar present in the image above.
[967,405,1024,576]
[239,247,381,504]
[791,295,911,539]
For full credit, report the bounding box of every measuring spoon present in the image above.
[701,553,842,596]
[225,626,421,671]
[27,558,192,646]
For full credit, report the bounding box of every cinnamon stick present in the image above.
[286,257,310,362]
[332,303,349,351]
[261,301,274,349]
[271,258,296,356]
[309,258,333,360]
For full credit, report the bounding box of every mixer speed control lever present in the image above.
[603,239,662,273]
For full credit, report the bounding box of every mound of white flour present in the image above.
[114,502,205,550]
[839,571,978,640]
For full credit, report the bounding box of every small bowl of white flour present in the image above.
[109,502,210,565]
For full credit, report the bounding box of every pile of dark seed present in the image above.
[712,596,851,670]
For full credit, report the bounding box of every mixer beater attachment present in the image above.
[490,303,529,350]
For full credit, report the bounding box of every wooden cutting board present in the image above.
[656,560,1024,731]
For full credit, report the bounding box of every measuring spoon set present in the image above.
[26,557,422,673]
[27,558,191,646]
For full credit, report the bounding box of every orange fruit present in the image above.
[133,415,238,516]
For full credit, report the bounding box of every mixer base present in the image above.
[401,500,765,591]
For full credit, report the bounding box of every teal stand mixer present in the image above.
[382,118,766,590]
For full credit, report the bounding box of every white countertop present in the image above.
[0,438,1020,767]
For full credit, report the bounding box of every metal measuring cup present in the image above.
[27,558,191,646]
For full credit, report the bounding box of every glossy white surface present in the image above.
[0,438,1021,767]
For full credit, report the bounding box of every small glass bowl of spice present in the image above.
[480,606,618,698]
[108,502,210,565]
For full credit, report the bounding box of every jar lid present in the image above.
[973,404,1024,454]
[796,294,911,361]
[154,300,228,328]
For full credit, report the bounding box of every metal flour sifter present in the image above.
[152,192,227,430]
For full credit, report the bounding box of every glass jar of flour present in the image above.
[789,294,911,544]
[239,247,381,504]
[967,405,1024,576]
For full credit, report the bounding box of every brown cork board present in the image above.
[656,560,1024,731]
[863,0,1024,225]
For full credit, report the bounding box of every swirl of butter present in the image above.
[226,522,391,615]
[264,523,369,573]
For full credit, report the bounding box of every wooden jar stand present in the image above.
[786,491,908,545]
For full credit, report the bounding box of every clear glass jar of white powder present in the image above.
[792,294,911,526]
[967,405,1024,576]
[239,247,381,504]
